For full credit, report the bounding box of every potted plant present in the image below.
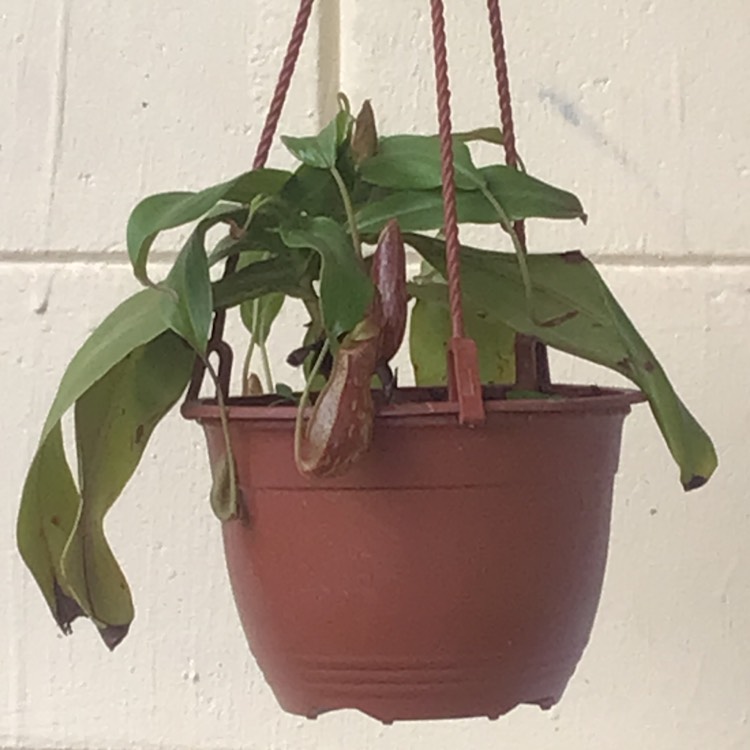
[17,87,717,721]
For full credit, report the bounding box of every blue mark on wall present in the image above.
[538,87,631,169]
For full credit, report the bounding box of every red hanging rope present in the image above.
[252,0,316,170]
[429,0,485,425]
[197,0,515,416]
[189,0,316,400]
[428,0,465,341]
[486,0,549,388]
[486,0,525,247]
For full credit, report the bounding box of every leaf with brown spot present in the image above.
[18,423,83,634]
[63,331,193,644]
[408,234,717,490]
[18,290,174,639]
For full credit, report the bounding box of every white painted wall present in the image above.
[2,1,748,748]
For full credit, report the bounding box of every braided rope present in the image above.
[486,0,526,246]
[252,0,316,170]
[429,0,465,340]
[192,0,316,399]
[487,0,551,387]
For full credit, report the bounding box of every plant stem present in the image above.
[240,298,275,395]
[259,339,274,393]
[293,339,331,465]
[337,92,351,116]
[330,165,362,259]
[480,185,537,323]
[241,340,256,395]
[302,293,324,336]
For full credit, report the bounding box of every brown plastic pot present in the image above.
[182,385,642,723]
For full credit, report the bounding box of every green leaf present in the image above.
[280,217,373,338]
[225,170,292,204]
[360,135,486,191]
[126,169,290,284]
[256,293,286,344]
[212,252,313,310]
[357,167,586,236]
[479,165,587,223]
[65,333,193,646]
[281,109,353,171]
[240,292,285,345]
[407,234,717,490]
[237,251,286,345]
[17,423,84,634]
[280,165,344,220]
[42,290,169,439]
[206,209,294,267]
[282,117,339,170]
[357,190,455,234]
[160,227,212,354]
[18,291,185,646]
[410,291,515,387]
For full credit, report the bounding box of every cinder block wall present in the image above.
[2,1,748,748]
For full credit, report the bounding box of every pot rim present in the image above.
[181,384,645,423]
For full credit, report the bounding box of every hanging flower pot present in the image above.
[17,0,717,725]
[183,386,641,721]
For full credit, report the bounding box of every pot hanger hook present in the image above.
[486,0,551,390]
[429,0,485,426]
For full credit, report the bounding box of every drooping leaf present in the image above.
[17,423,84,634]
[41,290,169,438]
[17,291,182,645]
[64,333,193,647]
[126,168,290,284]
[410,290,515,386]
[407,233,717,490]
[280,217,373,338]
[74,333,193,522]
[160,227,212,354]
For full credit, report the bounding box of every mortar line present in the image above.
[0,250,177,266]
[2,249,750,269]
